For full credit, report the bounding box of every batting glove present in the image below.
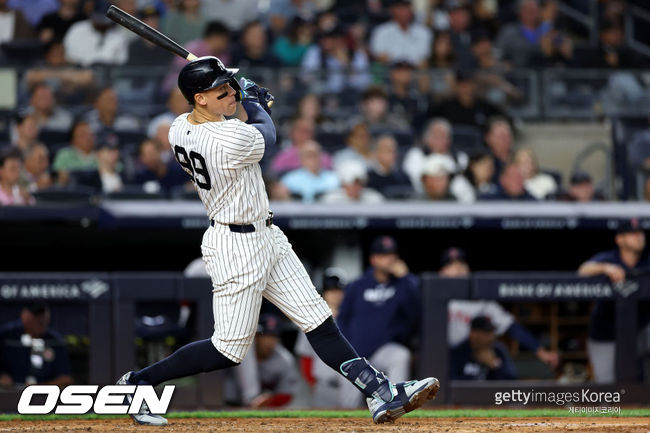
[238,77,274,115]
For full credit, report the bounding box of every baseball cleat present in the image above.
[367,377,440,424]
[117,371,168,426]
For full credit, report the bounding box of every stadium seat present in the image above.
[33,185,97,203]
[105,184,167,200]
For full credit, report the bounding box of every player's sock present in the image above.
[306,317,392,401]
[129,339,237,386]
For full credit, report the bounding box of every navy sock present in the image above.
[130,339,237,386]
[306,316,358,373]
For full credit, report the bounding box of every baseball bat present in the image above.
[105,5,197,61]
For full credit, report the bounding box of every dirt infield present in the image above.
[1,417,649,433]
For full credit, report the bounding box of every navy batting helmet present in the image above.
[177,56,241,104]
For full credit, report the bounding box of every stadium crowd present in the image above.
[1,0,649,205]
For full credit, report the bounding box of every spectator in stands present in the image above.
[0,150,34,206]
[163,21,231,92]
[427,70,505,130]
[338,235,420,406]
[574,19,643,69]
[160,0,207,46]
[133,138,189,193]
[83,87,140,137]
[369,0,432,67]
[265,177,292,201]
[266,0,316,36]
[8,0,57,27]
[559,171,602,202]
[353,86,409,132]
[301,24,370,93]
[0,0,36,44]
[63,11,130,66]
[387,61,428,126]
[24,41,96,102]
[428,31,454,68]
[36,0,85,44]
[231,20,278,68]
[272,17,313,66]
[225,314,299,408]
[449,148,497,203]
[578,219,649,383]
[11,113,40,154]
[332,122,372,171]
[294,268,357,408]
[403,118,467,193]
[25,83,73,132]
[419,154,458,201]
[96,140,123,194]
[127,7,173,67]
[21,143,52,192]
[147,88,189,143]
[291,93,336,130]
[514,148,557,200]
[321,159,384,204]
[280,140,339,203]
[449,315,518,380]
[479,162,536,201]
[484,117,513,179]
[367,134,413,199]
[201,0,260,33]
[447,0,474,70]
[52,120,97,184]
[439,247,560,367]
[271,118,332,175]
[0,303,72,387]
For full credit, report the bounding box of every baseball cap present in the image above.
[25,302,49,315]
[441,247,467,267]
[390,60,416,69]
[447,0,470,10]
[370,235,398,255]
[470,315,495,332]
[421,154,455,177]
[387,0,411,7]
[337,159,368,185]
[616,218,643,234]
[256,314,281,336]
[570,171,592,185]
[322,267,346,293]
[138,6,160,19]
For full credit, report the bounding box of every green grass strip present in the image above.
[1,408,648,421]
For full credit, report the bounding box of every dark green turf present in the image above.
[0,408,648,421]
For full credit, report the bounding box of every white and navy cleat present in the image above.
[367,377,440,424]
[116,371,168,426]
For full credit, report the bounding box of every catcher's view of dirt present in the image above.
[1,417,649,433]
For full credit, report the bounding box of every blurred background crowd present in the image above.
[1,0,650,206]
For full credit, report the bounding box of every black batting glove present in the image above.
[238,77,274,115]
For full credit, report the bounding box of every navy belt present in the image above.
[211,212,273,233]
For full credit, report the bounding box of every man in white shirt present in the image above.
[63,13,129,67]
[369,0,432,66]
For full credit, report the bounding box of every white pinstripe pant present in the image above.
[202,223,332,362]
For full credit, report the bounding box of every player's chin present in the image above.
[225,102,237,116]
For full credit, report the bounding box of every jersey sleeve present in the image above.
[212,120,265,168]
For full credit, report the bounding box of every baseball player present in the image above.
[117,56,439,426]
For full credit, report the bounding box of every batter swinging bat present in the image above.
[105,5,197,61]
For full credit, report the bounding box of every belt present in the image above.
[210,212,273,233]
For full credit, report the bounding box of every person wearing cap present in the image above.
[578,218,650,383]
[440,247,560,369]
[224,314,299,408]
[558,171,603,202]
[0,304,72,387]
[387,60,427,125]
[294,268,357,408]
[369,0,432,67]
[449,315,517,380]
[280,140,340,203]
[337,236,420,405]
[419,154,458,201]
[320,159,384,204]
[301,23,370,93]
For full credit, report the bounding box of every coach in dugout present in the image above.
[338,236,420,406]
[578,218,650,383]
[0,303,72,387]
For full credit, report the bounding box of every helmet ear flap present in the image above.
[229,77,242,102]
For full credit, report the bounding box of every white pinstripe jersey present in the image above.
[168,113,269,224]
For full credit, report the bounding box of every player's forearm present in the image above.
[505,323,541,351]
[577,262,608,277]
[242,101,276,148]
